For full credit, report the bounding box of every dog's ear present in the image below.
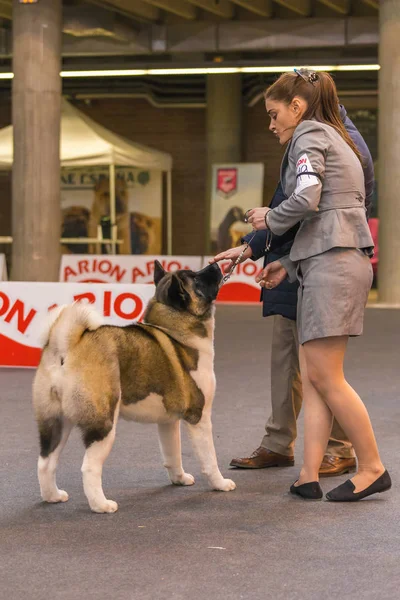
[154,260,166,285]
[168,274,190,311]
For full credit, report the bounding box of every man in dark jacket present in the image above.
[230,106,374,476]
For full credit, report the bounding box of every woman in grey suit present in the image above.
[245,69,391,501]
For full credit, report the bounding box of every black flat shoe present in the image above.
[326,470,392,502]
[290,481,323,500]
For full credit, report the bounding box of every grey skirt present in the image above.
[296,247,373,345]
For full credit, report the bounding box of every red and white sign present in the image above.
[59,254,263,303]
[59,255,203,284]
[0,282,155,368]
[203,256,263,303]
[0,254,7,281]
[217,168,238,198]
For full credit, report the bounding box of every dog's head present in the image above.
[61,207,90,253]
[153,261,222,317]
[230,206,245,222]
[93,176,128,216]
[62,206,90,238]
[220,207,245,227]
[130,212,154,254]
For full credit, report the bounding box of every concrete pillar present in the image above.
[378,0,400,304]
[205,73,242,253]
[12,0,62,281]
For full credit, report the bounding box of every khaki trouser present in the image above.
[261,315,355,459]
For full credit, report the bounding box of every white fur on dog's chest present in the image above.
[190,345,215,403]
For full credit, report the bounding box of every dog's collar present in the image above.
[140,317,212,346]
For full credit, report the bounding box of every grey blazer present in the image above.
[267,120,374,280]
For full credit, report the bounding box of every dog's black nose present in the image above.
[198,262,223,284]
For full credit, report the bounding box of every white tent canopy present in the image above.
[0,99,173,252]
[0,98,172,170]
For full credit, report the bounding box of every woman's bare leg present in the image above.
[302,336,385,492]
[296,345,333,485]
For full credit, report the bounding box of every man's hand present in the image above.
[246,207,271,231]
[255,260,287,289]
[209,244,252,273]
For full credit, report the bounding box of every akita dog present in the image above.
[33,261,236,513]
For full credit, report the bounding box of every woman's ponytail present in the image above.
[314,72,362,162]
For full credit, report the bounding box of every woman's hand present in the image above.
[209,244,252,273]
[255,260,287,289]
[246,207,271,231]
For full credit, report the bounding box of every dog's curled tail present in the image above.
[40,302,104,356]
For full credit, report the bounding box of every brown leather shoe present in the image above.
[230,446,294,469]
[319,455,357,477]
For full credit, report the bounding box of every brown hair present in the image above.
[264,70,362,161]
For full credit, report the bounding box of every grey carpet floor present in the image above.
[1,306,400,600]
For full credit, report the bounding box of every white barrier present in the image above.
[1,254,266,367]
[0,282,155,368]
[0,254,7,281]
[59,255,203,284]
[59,254,264,303]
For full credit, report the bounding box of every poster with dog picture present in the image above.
[210,163,264,254]
[61,167,162,256]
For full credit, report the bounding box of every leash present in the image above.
[219,227,273,288]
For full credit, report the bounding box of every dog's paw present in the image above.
[91,499,118,514]
[43,489,69,503]
[172,472,195,486]
[213,478,236,492]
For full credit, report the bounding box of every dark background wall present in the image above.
[0,95,377,260]
[75,97,285,255]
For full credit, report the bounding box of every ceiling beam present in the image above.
[230,0,272,17]
[273,0,311,16]
[361,0,379,9]
[85,1,161,22]
[317,0,350,14]
[186,0,234,18]
[141,0,197,19]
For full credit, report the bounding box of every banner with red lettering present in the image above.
[0,282,155,368]
[59,255,203,284]
[59,254,263,303]
[0,254,7,281]
[202,256,263,303]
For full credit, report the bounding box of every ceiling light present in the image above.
[0,64,381,80]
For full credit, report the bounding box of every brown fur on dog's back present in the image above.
[33,263,221,439]
[33,304,119,431]
[35,334,120,433]
[35,313,205,431]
